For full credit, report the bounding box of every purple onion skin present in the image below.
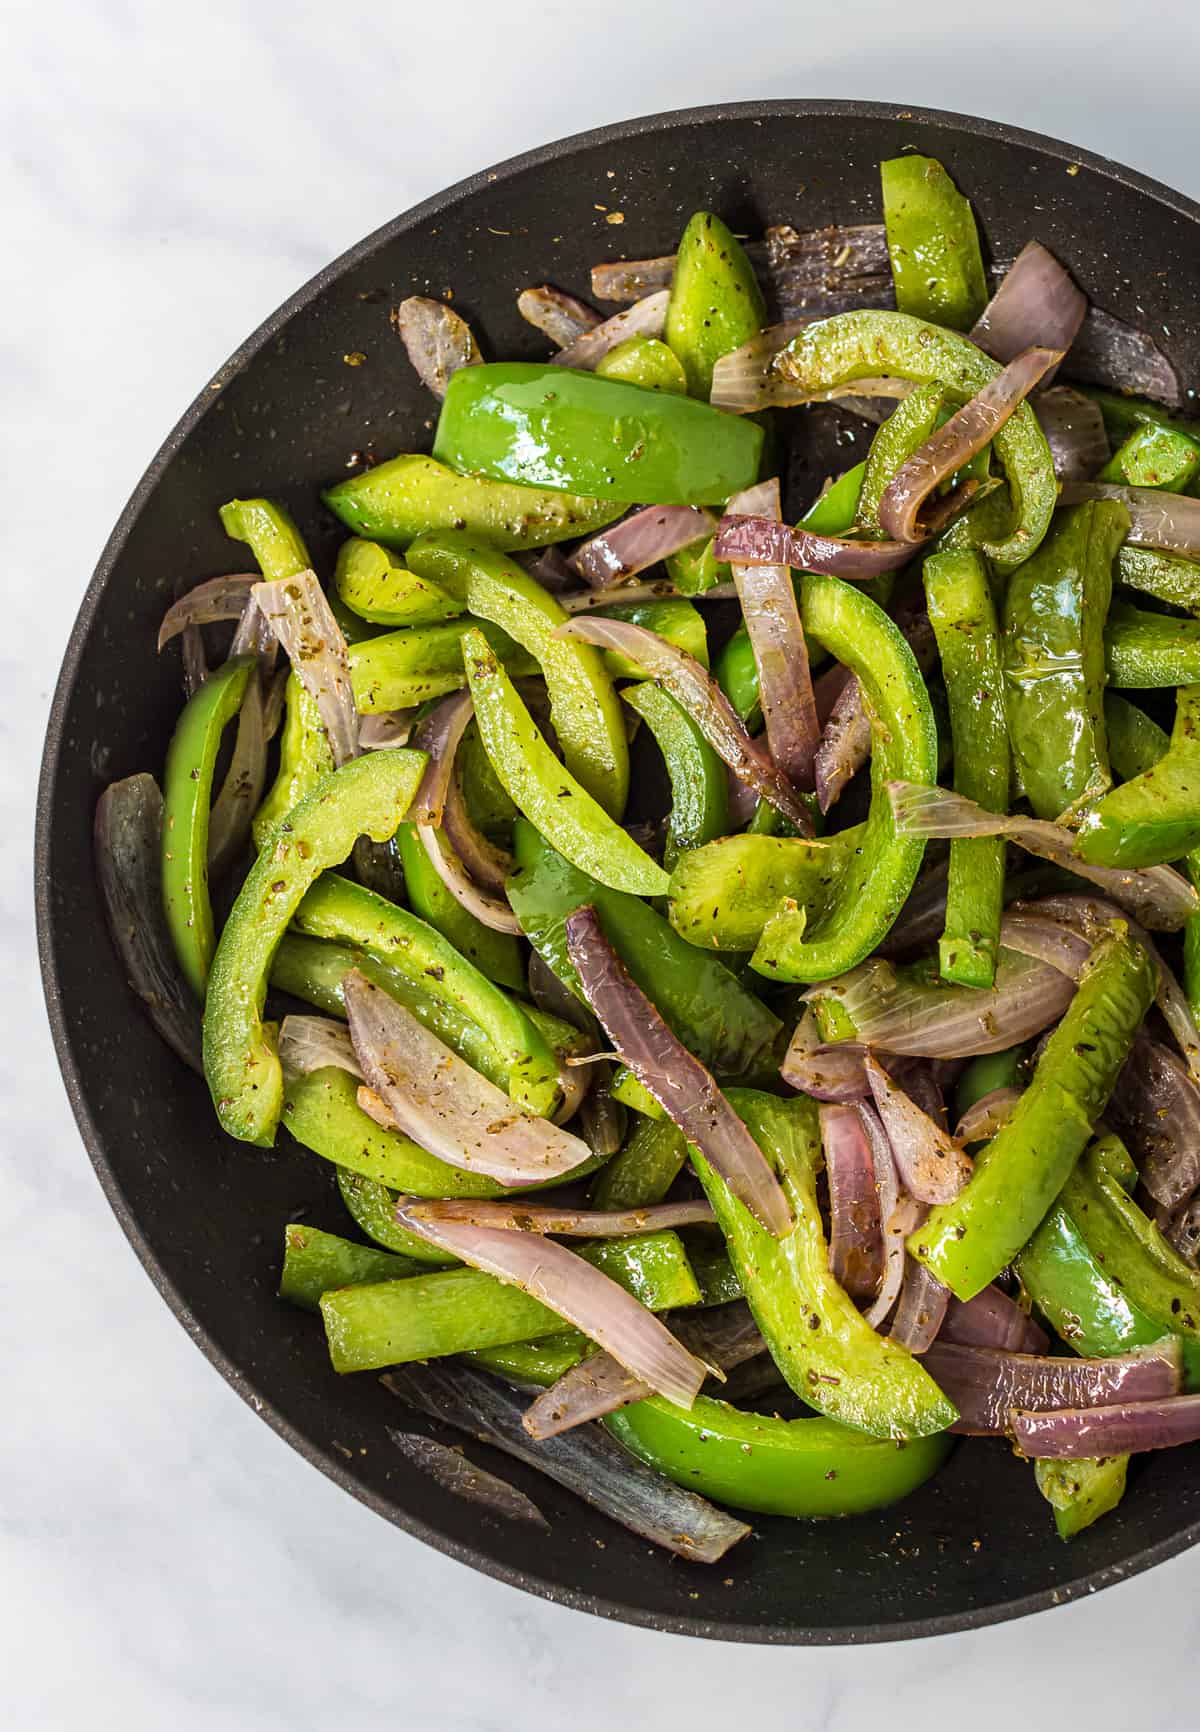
[1011,1393,1200,1459]
[923,1340,1180,1436]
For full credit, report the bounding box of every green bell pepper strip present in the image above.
[1076,685,1200,868]
[1034,1455,1128,1541]
[589,1115,688,1210]
[319,1229,701,1371]
[203,750,427,1146]
[594,335,688,394]
[432,362,764,506]
[1106,598,1200,688]
[1002,500,1128,822]
[1117,544,1200,612]
[334,536,461,627]
[776,311,1056,571]
[1017,1192,1200,1390]
[348,616,536,713]
[252,673,334,846]
[880,155,988,331]
[219,496,309,578]
[292,872,560,1117]
[1078,387,1200,447]
[714,464,864,725]
[667,828,863,953]
[283,1065,599,1198]
[621,682,728,870]
[751,575,938,983]
[1099,423,1200,492]
[466,1334,590,1383]
[322,453,624,551]
[461,629,668,896]
[280,1224,426,1310]
[161,655,256,996]
[857,382,946,535]
[458,718,517,839]
[665,532,728,598]
[955,1046,1024,1124]
[607,1394,953,1518]
[664,211,767,400]
[909,931,1157,1299]
[404,531,629,815]
[924,548,1009,987]
[694,1090,956,1438]
[336,1168,457,1262]
[610,1067,667,1119]
[392,821,525,989]
[506,819,781,1078]
[596,597,708,676]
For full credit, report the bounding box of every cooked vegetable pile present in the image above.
[97,154,1200,1563]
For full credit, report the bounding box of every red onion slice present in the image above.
[783,1014,898,1103]
[398,1197,714,1237]
[855,1100,918,1328]
[343,971,590,1185]
[864,1056,972,1205]
[409,689,475,826]
[996,911,1094,981]
[1164,1196,1200,1267]
[383,1361,750,1561]
[228,592,280,671]
[564,905,792,1236]
[551,290,670,370]
[939,1287,1048,1355]
[395,296,481,399]
[877,861,951,959]
[393,1203,709,1409]
[359,709,417,750]
[714,514,921,580]
[560,578,737,612]
[1059,482,1200,556]
[522,1303,764,1440]
[814,675,873,814]
[278,1014,363,1079]
[557,616,811,831]
[1011,1393,1200,1458]
[387,1427,548,1528]
[727,478,820,789]
[1065,306,1181,408]
[924,1339,1182,1436]
[820,1102,884,1298]
[1034,386,1110,481]
[1109,1034,1200,1210]
[94,775,202,1071]
[517,285,602,347]
[971,241,1087,371]
[443,770,513,895]
[253,571,359,767]
[569,506,716,588]
[954,1086,1022,1145]
[157,573,259,649]
[416,824,522,933]
[889,1264,951,1355]
[878,347,1061,544]
[207,672,267,877]
[888,781,1199,930]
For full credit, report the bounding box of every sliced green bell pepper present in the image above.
[323,453,624,551]
[392,821,524,988]
[1117,545,1200,613]
[596,596,708,676]
[203,749,426,1146]
[1002,500,1127,822]
[1077,388,1200,448]
[461,629,668,896]
[857,382,946,535]
[595,335,688,394]
[348,616,535,713]
[220,495,309,578]
[694,1089,956,1439]
[336,1168,457,1261]
[776,311,1056,570]
[404,531,629,815]
[880,155,988,331]
[432,363,763,505]
[253,673,334,846]
[1106,598,1200,688]
[466,1334,590,1383]
[925,547,1009,987]
[280,1224,427,1310]
[162,655,256,995]
[1076,685,1200,867]
[751,575,937,983]
[955,1046,1024,1123]
[506,819,781,1078]
[334,536,461,627]
[664,210,766,400]
[1034,1454,1129,1541]
[667,828,862,953]
[910,931,1157,1299]
[1099,423,1200,492]
[589,1115,688,1210]
[621,682,728,869]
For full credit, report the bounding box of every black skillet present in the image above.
[35,100,1200,1643]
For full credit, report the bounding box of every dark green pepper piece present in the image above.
[392,821,525,989]
[1076,685,1200,868]
[334,536,461,627]
[1106,598,1200,688]
[664,211,766,400]
[880,155,988,331]
[594,336,688,394]
[621,682,728,870]
[1099,423,1200,492]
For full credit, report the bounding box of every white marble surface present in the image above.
[7,1,1200,1724]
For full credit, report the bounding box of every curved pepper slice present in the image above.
[775,311,1056,570]
[433,363,763,506]
[664,211,766,401]
[348,616,536,713]
[622,682,728,869]
[751,575,937,983]
[1076,685,1200,868]
[220,496,309,578]
[322,452,625,550]
[334,536,461,627]
[595,335,688,394]
[461,628,668,896]
[694,1089,957,1440]
[1099,423,1200,492]
[606,1393,952,1518]
[909,931,1157,1299]
[1002,500,1127,822]
[880,155,988,331]
[1034,1455,1128,1541]
[292,872,561,1117]
[391,821,524,989]
[506,819,781,1078]
[1106,597,1200,688]
[162,655,255,995]
[667,828,862,953]
[337,1170,462,1261]
[404,531,629,815]
[203,749,427,1145]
